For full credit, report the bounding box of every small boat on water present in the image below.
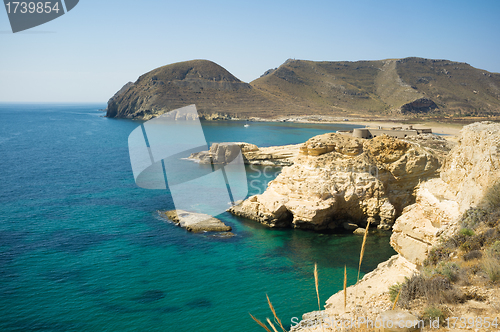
[244,124,250,128]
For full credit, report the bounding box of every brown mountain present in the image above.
[106,58,500,120]
[105,59,302,120]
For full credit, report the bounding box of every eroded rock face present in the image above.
[391,121,500,265]
[243,144,301,166]
[189,142,301,166]
[400,98,438,114]
[441,121,500,210]
[295,122,500,332]
[229,133,441,230]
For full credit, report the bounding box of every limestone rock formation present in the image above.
[440,121,500,210]
[391,121,500,265]
[160,210,232,233]
[190,142,247,165]
[189,142,301,166]
[243,144,301,166]
[295,122,500,331]
[229,133,441,230]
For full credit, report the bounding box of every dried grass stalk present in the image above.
[392,287,402,310]
[266,318,279,332]
[344,265,347,311]
[357,219,371,282]
[266,294,286,332]
[314,263,320,311]
[250,313,272,332]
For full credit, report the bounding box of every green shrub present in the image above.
[389,283,402,302]
[434,262,460,282]
[448,232,468,249]
[460,228,475,236]
[422,306,446,326]
[460,231,487,253]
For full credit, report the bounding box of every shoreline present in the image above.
[228,115,465,137]
[108,109,476,138]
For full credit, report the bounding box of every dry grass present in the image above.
[314,263,320,311]
[392,287,402,310]
[344,265,347,312]
[357,220,371,283]
[484,182,500,210]
[266,294,286,332]
[393,274,461,309]
[251,220,373,331]
[250,313,272,332]
[251,263,325,332]
[266,318,279,332]
[483,256,500,282]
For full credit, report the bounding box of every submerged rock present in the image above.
[161,210,232,233]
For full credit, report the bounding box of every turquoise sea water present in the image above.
[0,104,396,332]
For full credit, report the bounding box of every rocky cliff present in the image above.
[189,142,301,166]
[229,133,442,231]
[295,122,500,331]
[391,121,500,265]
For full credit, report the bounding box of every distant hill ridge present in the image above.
[106,58,500,120]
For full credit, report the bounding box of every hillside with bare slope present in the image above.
[106,58,500,120]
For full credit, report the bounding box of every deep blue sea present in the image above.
[0,104,396,332]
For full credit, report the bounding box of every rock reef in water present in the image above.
[229,132,442,231]
[189,142,301,166]
[160,210,232,233]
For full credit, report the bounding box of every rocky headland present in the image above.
[229,132,444,231]
[189,142,301,166]
[293,121,500,331]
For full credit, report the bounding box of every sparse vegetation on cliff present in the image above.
[389,190,500,329]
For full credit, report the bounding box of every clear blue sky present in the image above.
[1,0,499,103]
